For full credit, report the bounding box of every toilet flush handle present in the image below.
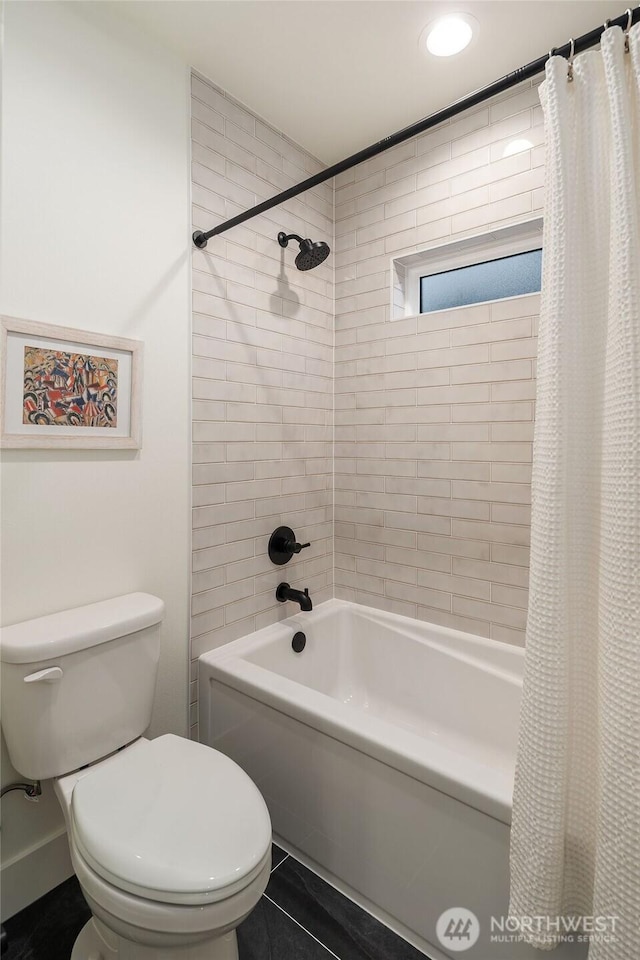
[24,666,63,684]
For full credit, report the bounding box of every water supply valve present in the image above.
[268,526,310,565]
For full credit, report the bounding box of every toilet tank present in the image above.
[0,593,164,780]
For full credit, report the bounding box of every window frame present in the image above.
[418,247,542,315]
[392,217,543,320]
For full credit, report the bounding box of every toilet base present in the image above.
[71,917,239,960]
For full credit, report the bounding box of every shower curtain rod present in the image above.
[192,5,640,249]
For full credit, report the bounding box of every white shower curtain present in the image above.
[509,23,640,959]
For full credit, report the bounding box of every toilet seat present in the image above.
[70,734,271,906]
[70,837,271,946]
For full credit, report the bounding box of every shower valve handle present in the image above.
[288,539,310,555]
[268,526,311,565]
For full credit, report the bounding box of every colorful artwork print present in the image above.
[22,347,118,428]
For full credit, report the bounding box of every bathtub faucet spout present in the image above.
[276,582,313,612]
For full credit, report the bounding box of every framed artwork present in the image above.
[0,317,143,449]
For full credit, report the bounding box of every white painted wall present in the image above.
[0,1,191,919]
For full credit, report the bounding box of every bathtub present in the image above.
[199,599,584,960]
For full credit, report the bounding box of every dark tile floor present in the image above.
[3,844,430,960]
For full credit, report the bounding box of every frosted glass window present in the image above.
[420,249,542,313]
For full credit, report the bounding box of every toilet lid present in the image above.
[70,735,271,905]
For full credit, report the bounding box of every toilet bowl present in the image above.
[0,594,272,960]
[54,735,272,959]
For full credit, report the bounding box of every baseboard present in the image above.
[1,828,73,922]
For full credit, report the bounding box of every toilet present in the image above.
[0,593,272,960]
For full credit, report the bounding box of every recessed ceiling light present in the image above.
[423,15,475,58]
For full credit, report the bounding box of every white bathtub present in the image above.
[199,599,584,960]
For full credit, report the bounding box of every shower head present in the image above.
[278,232,331,271]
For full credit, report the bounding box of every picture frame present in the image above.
[0,317,143,449]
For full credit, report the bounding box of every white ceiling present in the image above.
[118,1,626,163]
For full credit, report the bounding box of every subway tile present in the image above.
[451,518,530,546]
[417,383,490,405]
[193,539,254,574]
[357,211,416,245]
[189,72,542,696]
[356,591,418,619]
[192,442,224,464]
[227,402,282,423]
[356,491,417,513]
[450,359,532,384]
[451,401,533,422]
[191,96,225,134]
[451,480,531,504]
[418,496,490,521]
[490,83,541,123]
[355,354,416,375]
[451,442,532,462]
[385,405,452,424]
[491,502,531,525]
[356,524,417,549]
[192,567,225,595]
[193,422,254,443]
[490,623,526,646]
[335,538,385,561]
[452,595,527,630]
[417,460,490,480]
[384,513,454,547]
[191,578,253,617]
[193,379,256,403]
[489,123,544,163]
[416,147,490,189]
[385,476,451,497]
[385,179,449,219]
[417,606,492,638]
[357,457,416,476]
[491,337,538,362]
[452,109,532,158]
[491,582,529,609]
[452,556,529,588]
[191,616,255,657]
[449,150,530,197]
[417,343,489,369]
[491,462,532,483]
[192,400,226,422]
[416,423,489,442]
[451,316,532,346]
[385,579,451,612]
[489,166,544,203]
[357,557,418,586]
[491,421,534,442]
[491,542,530,567]
[193,500,253,529]
[192,525,226,551]
[417,533,490,561]
[193,313,227,340]
[336,505,384,526]
[491,380,537,401]
[192,483,226,507]
[418,302,491,332]
[385,329,450,355]
[417,567,491,601]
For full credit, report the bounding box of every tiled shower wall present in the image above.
[191,74,546,730]
[333,79,544,643]
[190,73,333,735]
